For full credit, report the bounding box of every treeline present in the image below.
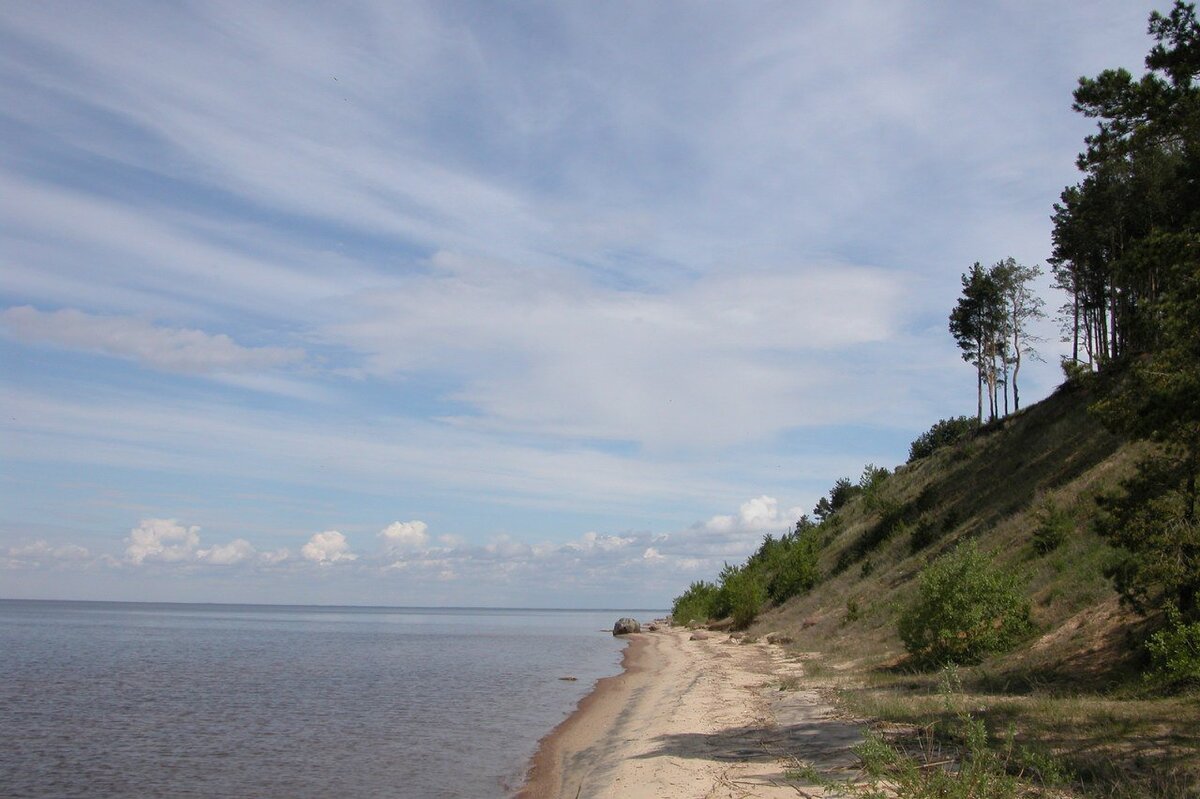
[1050,2,1200,370]
[1068,3,1199,631]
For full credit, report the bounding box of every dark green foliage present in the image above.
[1048,0,1200,647]
[908,416,980,462]
[909,516,940,554]
[899,542,1034,666]
[813,475,866,521]
[1095,457,1200,620]
[1032,499,1074,554]
[766,532,820,604]
[1146,606,1200,686]
[713,563,766,630]
[672,580,718,624]
[831,478,861,513]
[1052,1,1200,369]
[859,463,890,494]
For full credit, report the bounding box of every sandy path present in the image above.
[519,627,863,799]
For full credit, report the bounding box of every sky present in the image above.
[0,0,1160,608]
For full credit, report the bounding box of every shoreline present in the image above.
[516,631,649,799]
[516,626,863,799]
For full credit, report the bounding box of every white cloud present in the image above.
[484,534,533,559]
[258,548,291,565]
[565,531,637,553]
[324,256,909,449]
[123,518,261,567]
[6,540,91,563]
[125,518,201,564]
[378,520,430,551]
[704,495,802,534]
[198,538,256,566]
[301,530,356,565]
[1,306,305,374]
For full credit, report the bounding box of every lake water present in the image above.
[0,600,661,798]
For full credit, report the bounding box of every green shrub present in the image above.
[1032,499,1073,554]
[1059,356,1092,385]
[899,542,1034,666]
[908,416,980,462]
[766,533,820,604]
[722,567,766,629]
[859,464,891,511]
[671,580,717,624]
[1145,607,1200,687]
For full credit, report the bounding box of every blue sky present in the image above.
[1,1,1158,607]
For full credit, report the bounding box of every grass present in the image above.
[834,670,1200,798]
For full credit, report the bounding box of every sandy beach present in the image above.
[518,626,863,799]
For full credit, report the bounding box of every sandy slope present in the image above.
[518,627,863,799]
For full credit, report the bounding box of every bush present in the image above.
[908,416,980,462]
[1059,356,1092,385]
[1032,498,1073,554]
[899,542,1034,666]
[672,580,717,625]
[766,533,820,604]
[1145,607,1200,687]
[859,464,891,511]
[719,566,766,629]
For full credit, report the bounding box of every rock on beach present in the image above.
[612,617,641,636]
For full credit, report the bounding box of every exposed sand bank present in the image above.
[518,627,863,799]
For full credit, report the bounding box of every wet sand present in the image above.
[518,626,864,799]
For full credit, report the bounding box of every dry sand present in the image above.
[518,627,864,799]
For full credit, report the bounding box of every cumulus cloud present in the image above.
[123,518,263,566]
[125,518,202,564]
[198,538,256,565]
[704,495,804,534]
[378,520,430,551]
[1,306,305,374]
[301,530,356,564]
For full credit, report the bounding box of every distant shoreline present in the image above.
[0,597,669,614]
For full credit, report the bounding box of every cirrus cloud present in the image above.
[1,306,305,375]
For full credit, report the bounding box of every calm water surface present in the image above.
[0,600,661,798]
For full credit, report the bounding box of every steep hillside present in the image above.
[693,377,1199,797]
[754,378,1140,684]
